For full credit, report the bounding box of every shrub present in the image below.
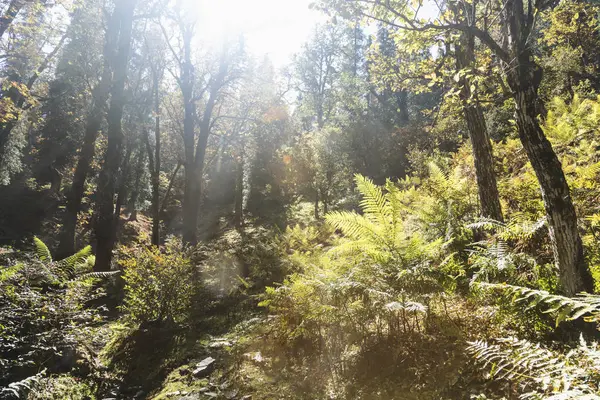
[119,239,198,325]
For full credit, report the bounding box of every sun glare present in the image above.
[191,0,324,66]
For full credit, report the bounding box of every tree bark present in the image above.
[57,5,120,259]
[179,23,197,245]
[455,25,503,222]
[93,0,136,272]
[142,67,162,246]
[234,157,244,229]
[183,52,229,245]
[503,0,593,295]
[127,144,146,222]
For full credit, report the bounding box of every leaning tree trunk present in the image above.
[503,0,593,295]
[56,6,120,259]
[510,67,593,295]
[93,0,136,272]
[456,29,503,222]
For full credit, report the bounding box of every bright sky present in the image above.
[193,0,326,67]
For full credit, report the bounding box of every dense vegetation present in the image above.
[1,0,600,398]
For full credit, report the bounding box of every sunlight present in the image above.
[190,0,324,66]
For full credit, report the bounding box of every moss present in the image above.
[30,375,96,400]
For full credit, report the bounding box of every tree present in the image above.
[93,0,137,272]
[57,0,121,259]
[322,0,593,295]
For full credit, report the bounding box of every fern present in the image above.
[73,270,121,281]
[33,237,52,263]
[29,238,111,283]
[0,369,46,398]
[57,245,92,278]
[468,337,600,399]
[475,282,600,326]
[326,175,409,265]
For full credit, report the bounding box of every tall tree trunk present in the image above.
[127,145,146,222]
[56,6,120,259]
[183,52,229,245]
[455,26,503,222]
[151,73,161,245]
[396,90,409,124]
[314,188,319,220]
[143,69,162,246]
[503,0,592,295]
[115,143,133,223]
[180,23,197,246]
[93,0,136,272]
[234,158,244,230]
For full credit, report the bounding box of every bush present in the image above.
[119,239,198,325]
[0,239,105,387]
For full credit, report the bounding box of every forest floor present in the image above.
[90,295,505,400]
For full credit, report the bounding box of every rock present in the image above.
[241,395,252,400]
[178,395,202,400]
[209,340,232,348]
[192,357,216,378]
[203,392,218,398]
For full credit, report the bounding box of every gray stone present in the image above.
[192,357,216,378]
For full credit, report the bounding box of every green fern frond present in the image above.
[33,237,52,263]
[73,270,121,281]
[326,211,384,242]
[355,174,389,224]
[57,245,92,278]
[468,336,600,399]
[475,282,600,326]
[467,337,562,382]
[467,217,506,232]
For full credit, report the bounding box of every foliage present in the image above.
[469,283,600,399]
[0,238,106,387]
[119,238,198,325]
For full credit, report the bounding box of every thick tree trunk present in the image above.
[180,24,197,246]
[503,0,593,294]
[181,98,197,245]
[455,30,503,221]
[93,0,136,272]
[512,78,593,295]
[57,6,120,259]
[183,53,229,245]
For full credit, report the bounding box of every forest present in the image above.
[1,0,600,398]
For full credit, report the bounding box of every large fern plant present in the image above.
[32,237,115,283]
[469,282,600,399]
[326,174,439,268]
